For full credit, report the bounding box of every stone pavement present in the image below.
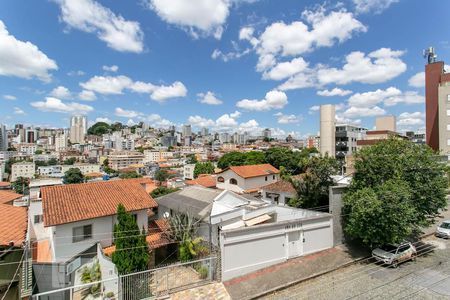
[169,282,231,300]
[223,244,368,300]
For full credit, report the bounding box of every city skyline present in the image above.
[1,0,450,138]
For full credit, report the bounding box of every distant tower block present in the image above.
[375,116,396,132]
[320,104,335,157]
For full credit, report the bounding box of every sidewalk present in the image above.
[223,244,367,300]
[422,198,450,236]
[169,282,231,300]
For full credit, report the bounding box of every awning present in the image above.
[244,214,271,227]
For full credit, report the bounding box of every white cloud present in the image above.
[67,70,85,76]
[236,90,288,111]
[114,107,141,118]
[274,112,301,124]
[353,0,399,14]
[342,105,386,118]
[188,115,215,128]
[384,91,424,106]
[0,20,57,82]
[102,65,119,72]
[230,111,241,118]
[309,105,320,114]
[147,0,229,39]
[3,95,16,100]
[50,86,72,99]
[262,57,308,81]
[56,0,144,53]
[317,88,352,97]
[348,87,401,108]
[335,114,362,125]
[31,97,93,113]
[80,75,188,102]
[317,48,407,85]
[408,72,425,88]
[78,90,97,101]
[397,111,425,126]
[145,114,174,128]
[13,107,26,115]
[278,68,318,91]
[238,119,260,133]
[150,81,187,102]
[95,117,112,124]
[197,91,223,105]
[188,111,242,131]
[211,48,251,62]
[216,113,238,128]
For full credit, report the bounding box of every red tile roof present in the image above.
[221,164,279,179]
[42,179,158,227]
[261,180,296,194]
[0,204,27,246]
[0,190,23,205]
[186,174,217,188]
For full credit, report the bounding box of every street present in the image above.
[260,236,450,300]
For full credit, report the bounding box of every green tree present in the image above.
[102,158,109,167]
[217,151,265,169]
[186,154,198,164]
[110,122,123,132]
[289,155,338,209]
[154,169,169,185]
[63,168,85,184]
[343,138,448,247]
[104,166,118,176]
[11,177,29,194]
[47,158,58,165]
[112,204,149,274]
[34,149,43,155]
[119,171,142,179]
[87,122,111,136]
[150,187,179,198]
[193,162,215,178]
[63,157,77,165]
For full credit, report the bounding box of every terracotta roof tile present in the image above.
[186,175,217,188]
[222,164,279,179]
[261,180,296,194]
[0,190,23,205]
[42,179,158,227]
[0,204,27,246]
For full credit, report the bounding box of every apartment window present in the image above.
[34,215,43,224]
[72,225,92,243]
[265,176,268,181]
[447,139,450,146]
[447,124,450,131]
[447,109,450,116]
[448,94,450,102]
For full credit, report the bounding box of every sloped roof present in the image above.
[221,164,279,179]
[0,204,27,246]
[0,190,23,205]
[186,174,217,188]
[261,180,296,194]
[42,179,157,227]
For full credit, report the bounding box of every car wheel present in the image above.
[392,260,398,268]
[411,253,417,261]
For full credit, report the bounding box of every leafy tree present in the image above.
[154,169,169,185]
[112,204,149,274]
[63,168,85,184]
[110,122,123,132]
[4,158,17,175]
[87,122,110,136]
[243,151,266,165]
[217,151,265,169]
[193,162,215,178]
[289,155,338,209]
[47,158,58,165]
[11,177,29,194]
[63,157,76,165]
[103,166,118,176]
[102,158,109,167]
[119,171,142,179]
[150,187,179,198]
[34,149,43,155]
[186,154,198,164]
[343,138,448,247]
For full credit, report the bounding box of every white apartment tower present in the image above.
[182,124,192,137]
[70,115,87,144]
[320,104,336,157]
[0,124,7,151]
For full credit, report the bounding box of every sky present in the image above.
[0,0,449,138]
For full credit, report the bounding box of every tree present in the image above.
[154,169,169,185]
[47,158,58,165]
[186,154,198,164]
[63,157,76,165]
[193,162,215,178]
[217,151,265,169]
[102,158,109,167]
[104,166,118,176]
[12,177,29,194]
[150,187,179,198]
[63,168,85,184]
[112,204,149,274]
[87,122,110,136]
[34,149,43,155]
[119,172,142,179]
[289,155,338,209]
[343,138,448,247]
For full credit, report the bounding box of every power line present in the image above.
[0,251,24,300]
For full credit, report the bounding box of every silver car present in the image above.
[372,242,417,267]
[435,220,450,239]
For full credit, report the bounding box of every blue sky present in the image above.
[1,0,449,138]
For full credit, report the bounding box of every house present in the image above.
[11,161,35,182]
[260,180,296,206]
[183,164,195,180]
[186,174,217,189]
[156,185,333,280]
[0,190,31,299]
[216,164,280,193]
[29,179,158,294]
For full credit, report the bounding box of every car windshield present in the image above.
[380,244,397,252]
[440,222,450,229]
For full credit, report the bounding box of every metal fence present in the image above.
[32,256,217,300]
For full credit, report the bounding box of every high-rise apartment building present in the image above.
[320,104,335,157]
[70,115,87,144]
[263,128,271,139]
[335,124,367,159]
[0,124,7,151]
[182,124,192,137]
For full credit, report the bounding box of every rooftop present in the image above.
[0,204,27,246]
[221,164,279,179]
[186,174,217,188]
[261,180,296,194]
[42,179,158,227]
[0,190,23,204]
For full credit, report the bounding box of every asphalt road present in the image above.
[260,236,450,300]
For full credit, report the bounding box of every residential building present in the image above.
[69,115,87,144]
[16,143,37,155]
[54,131,68,152]
[320,104,335,157]
[262,128,271,139]
[182,124,192,137]
[11,161,35,181]
[306,135,320,150]
[356,130,407,149]
[37,165,63,177]
[61,164,100,175]
[25,128,37,143]
[335,124,367,160]
[260,180,296,206]
[216,164,280,194]
[375,115,396,132]
[107,151,144,170]
[183,164,195,180]
[186,174,217,188]
[0,124,7,151]
[143,150,173,163]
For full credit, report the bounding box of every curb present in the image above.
[247,255,368,300]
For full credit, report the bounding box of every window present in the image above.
[265,176,268,181]
[447,109,450,116]
[447,139,450,146]
[72,225,92,243]
[34,215,43,224]
[217,176,224,183]
[229,178,238,185]
[447,124,450,131]
[273,175,275,180]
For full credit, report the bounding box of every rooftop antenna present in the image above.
[423,47,437,64]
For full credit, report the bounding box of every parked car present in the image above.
[372,242,417,267]
[435,220,450,239]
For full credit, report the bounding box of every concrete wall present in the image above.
[320,104,336,157]
[329,185,347,246]
[438,83,450,155]
[216,169,279,193]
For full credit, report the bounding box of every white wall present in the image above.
[217,169,279,193]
